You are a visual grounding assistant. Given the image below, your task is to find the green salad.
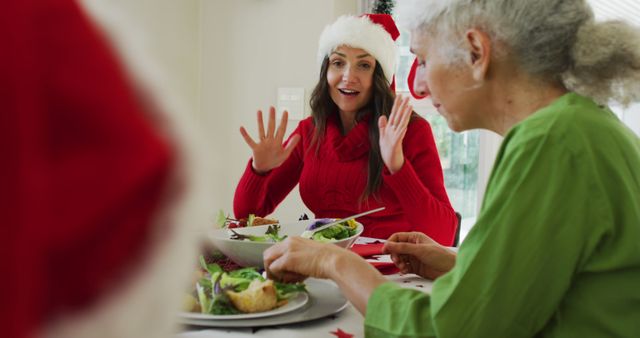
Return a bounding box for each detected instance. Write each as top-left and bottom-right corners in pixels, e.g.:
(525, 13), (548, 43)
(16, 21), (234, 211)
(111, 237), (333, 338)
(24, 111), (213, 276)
(190, 256), (306, 315)
(227, 219), (358, 243)
(301, 219), (359, 242)
(215, 208), (359, 243)
(229, 224), (288, 242)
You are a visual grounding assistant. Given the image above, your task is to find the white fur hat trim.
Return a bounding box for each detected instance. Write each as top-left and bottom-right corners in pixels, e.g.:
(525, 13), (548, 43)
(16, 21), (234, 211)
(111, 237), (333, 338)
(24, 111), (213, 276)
(317, 15), (397, 85)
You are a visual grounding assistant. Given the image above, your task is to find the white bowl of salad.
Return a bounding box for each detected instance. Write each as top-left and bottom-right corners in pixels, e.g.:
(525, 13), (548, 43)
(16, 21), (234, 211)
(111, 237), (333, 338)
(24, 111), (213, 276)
(209, 218), (363, 268)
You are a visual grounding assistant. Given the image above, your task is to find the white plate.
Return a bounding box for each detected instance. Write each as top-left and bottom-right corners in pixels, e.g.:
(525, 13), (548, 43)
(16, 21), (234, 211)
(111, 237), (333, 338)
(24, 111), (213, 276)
(178, 278), (348, 328)
(179, 291), (309, 320)
(209, 219), (363, 268)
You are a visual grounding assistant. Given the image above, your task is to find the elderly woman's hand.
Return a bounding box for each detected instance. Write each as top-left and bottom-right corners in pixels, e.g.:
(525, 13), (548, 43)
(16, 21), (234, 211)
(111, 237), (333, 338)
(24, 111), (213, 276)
(379, 95), (413, 174)
(264, 236), (388, 315)
(383, 232), (456, 280)
(239, 107), (301, 174)
(263, 236), (347, 282)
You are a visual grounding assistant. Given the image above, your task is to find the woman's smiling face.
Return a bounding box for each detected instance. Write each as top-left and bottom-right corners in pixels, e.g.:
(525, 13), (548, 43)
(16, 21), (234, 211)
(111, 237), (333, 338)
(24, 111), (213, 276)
(326, 45), (376, 115)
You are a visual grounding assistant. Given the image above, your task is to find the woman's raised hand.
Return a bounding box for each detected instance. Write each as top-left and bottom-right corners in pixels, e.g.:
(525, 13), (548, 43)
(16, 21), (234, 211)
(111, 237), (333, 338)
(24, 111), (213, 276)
(239, 107), (301, 174)
(383, 232), (456, 280)
(378, 95), (413, 174)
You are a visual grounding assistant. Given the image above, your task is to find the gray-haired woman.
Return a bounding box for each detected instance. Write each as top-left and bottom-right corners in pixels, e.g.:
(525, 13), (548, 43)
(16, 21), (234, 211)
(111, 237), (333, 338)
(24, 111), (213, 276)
(264, 1), (640, 336)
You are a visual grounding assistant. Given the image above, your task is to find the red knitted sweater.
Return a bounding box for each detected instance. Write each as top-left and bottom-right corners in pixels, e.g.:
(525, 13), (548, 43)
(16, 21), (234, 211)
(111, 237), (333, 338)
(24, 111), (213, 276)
(234, 114), (457, 244)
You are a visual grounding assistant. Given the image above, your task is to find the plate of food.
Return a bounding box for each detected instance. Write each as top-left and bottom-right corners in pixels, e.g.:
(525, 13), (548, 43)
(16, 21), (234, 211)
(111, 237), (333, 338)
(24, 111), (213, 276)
(209, 213), (364, 267)
(179, 278), (348, 328)
(181, 258), (308, 320)
(181, 289), (308, 320)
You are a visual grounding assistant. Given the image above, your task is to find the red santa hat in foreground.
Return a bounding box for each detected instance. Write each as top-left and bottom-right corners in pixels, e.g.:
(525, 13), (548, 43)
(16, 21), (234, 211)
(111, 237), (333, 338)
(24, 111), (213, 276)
(2, 1), (212, 338)
(317, 13), (400, 90)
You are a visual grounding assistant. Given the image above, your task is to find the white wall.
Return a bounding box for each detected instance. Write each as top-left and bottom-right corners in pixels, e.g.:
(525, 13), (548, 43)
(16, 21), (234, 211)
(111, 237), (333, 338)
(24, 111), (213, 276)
(82, 0), (201, 117)
(201, 0), (358, 221)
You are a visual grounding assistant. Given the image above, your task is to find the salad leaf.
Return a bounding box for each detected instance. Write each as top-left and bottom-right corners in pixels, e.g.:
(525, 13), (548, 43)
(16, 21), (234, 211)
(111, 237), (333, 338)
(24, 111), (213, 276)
(196, 283), (210, 314)
(199, 256), (223, 275)
(228, 267), (264, 281)
(192, 257), (306, 315)
(219, 268), (263, 292)
(265, 224), (287, 242)
(274, 281), (307, 300)
(198, 277), (212, 291)
(216, 210), (246, 228)
(229, 230), (269, 242)
(209, 273), (240, 315)
(230, 224), (287, 243)
(303, 219), (358, 242)
(216, 209), (228, 228)
(246, 214), (256, 226)
(311, 225), (349, 242)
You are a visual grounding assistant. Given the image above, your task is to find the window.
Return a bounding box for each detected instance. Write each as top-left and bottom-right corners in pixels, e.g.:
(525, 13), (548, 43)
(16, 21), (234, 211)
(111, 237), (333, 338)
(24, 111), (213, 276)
(611, 104), (640, 136)
(395, 28), (481, 236)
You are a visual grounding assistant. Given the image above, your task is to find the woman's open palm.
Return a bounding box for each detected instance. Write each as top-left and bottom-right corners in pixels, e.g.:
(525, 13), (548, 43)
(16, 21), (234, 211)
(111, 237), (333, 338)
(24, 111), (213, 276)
(378, 95), (413, 174)
(239, 107), (300, 174)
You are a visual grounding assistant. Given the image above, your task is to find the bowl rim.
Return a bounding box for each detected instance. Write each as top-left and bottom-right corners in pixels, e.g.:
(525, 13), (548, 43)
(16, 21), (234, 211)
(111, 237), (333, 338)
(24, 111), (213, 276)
(209, 219), (364, 245)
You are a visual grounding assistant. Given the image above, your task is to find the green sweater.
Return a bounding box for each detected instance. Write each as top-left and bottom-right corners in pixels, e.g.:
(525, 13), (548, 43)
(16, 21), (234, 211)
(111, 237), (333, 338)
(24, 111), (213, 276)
(365, 93), (640, 337)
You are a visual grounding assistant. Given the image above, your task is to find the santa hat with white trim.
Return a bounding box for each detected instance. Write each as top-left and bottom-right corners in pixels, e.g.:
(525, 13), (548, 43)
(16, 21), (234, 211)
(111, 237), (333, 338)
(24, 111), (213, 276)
(317, 13), (400, 90)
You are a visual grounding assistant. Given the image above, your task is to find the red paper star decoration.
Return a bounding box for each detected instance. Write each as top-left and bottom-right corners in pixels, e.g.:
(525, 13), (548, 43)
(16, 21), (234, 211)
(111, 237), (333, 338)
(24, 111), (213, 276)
(330, 328), (354, 338)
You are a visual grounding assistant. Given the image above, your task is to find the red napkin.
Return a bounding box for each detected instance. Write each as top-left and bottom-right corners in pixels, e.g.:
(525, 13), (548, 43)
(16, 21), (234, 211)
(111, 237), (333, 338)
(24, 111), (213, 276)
(350, 242), (385, 257)
(350, 242), (399, 275)
(330, 328), (354, 338)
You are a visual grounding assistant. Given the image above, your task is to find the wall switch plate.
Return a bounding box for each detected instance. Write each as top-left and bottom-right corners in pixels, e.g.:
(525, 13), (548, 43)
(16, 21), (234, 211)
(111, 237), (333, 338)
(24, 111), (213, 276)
(277, 87), (305, 120)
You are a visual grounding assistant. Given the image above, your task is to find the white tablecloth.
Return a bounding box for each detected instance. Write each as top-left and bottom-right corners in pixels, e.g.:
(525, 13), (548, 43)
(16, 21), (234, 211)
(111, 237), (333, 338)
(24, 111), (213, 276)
(178, 238), (435, 338)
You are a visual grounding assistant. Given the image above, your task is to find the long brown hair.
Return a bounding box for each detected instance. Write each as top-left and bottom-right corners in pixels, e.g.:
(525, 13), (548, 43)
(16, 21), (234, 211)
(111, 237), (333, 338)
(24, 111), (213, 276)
(309, 56), (396, 202)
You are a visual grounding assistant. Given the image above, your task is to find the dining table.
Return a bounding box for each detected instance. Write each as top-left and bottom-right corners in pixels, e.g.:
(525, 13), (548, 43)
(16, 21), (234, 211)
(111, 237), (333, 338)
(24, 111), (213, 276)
(177, 237), (438, 338)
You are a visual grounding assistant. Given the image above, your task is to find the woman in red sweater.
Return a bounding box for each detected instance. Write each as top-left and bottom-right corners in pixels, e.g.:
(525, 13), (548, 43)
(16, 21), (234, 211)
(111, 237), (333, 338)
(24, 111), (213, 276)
(234, 14), (457, 243)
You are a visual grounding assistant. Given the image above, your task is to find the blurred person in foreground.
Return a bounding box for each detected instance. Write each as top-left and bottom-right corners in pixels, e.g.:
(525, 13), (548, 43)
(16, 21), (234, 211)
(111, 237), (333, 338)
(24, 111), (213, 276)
(1, 1), (210, 338)
(264, 0), (640, 336)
